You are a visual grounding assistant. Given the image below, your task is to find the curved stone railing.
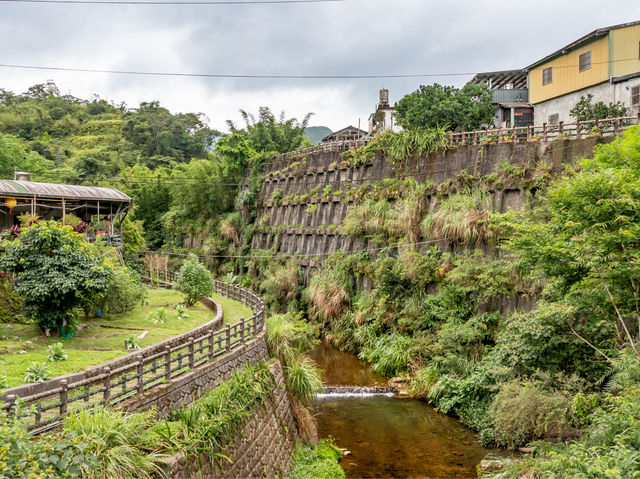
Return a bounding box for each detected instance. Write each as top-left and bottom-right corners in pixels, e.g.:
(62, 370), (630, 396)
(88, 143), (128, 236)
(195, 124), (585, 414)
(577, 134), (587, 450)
(0, 278), (265, 434)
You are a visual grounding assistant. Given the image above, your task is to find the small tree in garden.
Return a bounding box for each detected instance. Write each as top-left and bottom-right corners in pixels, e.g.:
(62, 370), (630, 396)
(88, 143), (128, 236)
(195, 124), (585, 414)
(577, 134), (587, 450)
(175, 254), (213, 306)
(0, 221), (113, 336)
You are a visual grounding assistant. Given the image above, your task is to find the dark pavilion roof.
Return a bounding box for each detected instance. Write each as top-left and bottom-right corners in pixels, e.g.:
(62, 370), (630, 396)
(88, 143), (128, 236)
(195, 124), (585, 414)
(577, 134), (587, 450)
(0, 180), (131, 202)
(468, 69), (528, 90)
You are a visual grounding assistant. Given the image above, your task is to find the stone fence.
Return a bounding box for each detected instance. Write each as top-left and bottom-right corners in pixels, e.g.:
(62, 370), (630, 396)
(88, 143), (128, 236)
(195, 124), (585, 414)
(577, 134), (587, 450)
(1, 278), (266, 434)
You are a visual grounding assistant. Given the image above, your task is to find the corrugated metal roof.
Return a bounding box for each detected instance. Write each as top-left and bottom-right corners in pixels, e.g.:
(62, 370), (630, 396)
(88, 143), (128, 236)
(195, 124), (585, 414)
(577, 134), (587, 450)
(0, 180), (131, 202)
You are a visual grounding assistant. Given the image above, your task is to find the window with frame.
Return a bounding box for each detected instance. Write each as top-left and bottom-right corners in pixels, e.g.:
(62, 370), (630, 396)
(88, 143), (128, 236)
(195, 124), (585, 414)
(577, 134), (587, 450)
(548, 114), (559, 125)
(579, 51), (591, 72)
(542, 67), (553, 85)
(632, 86), (640, 106)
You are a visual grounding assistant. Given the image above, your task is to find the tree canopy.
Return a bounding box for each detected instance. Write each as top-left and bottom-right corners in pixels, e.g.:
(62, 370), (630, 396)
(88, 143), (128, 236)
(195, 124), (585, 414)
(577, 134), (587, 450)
(394, 83), (494, 131)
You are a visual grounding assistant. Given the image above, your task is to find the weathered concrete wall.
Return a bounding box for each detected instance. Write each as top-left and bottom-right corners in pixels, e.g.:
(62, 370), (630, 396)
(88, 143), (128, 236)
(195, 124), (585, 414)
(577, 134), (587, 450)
(251, 137), (613, 272)
(164, 361), (299, 479)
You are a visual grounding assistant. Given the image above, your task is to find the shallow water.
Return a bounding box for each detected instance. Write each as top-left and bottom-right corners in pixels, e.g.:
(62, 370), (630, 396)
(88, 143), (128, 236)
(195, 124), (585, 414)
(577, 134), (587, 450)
(310, 341), (497, 479)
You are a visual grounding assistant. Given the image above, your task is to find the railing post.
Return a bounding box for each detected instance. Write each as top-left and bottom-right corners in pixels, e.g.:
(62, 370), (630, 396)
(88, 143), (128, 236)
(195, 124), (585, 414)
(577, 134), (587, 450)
(449, 131), (454, 145)
(240, 318), (246, 344)
(225, 324), (231, 351)
(614, 116), (621, 136)
(498, 128), (503, 143)
(461, 131), (466, 146)
(527, 125), (532, 141)
(188, 338), (195, 370)
(512, 126), (517, 143)
(542, 123), (548, 142)
(473, 130), (478, 146)
(208, 330), (215, 362)
(164, 347), (172, 382)
(60, 379), (68, 416)
(103, 367), (111, 403)
(137, 356), (144, 395)
(576, 121), (582, 138)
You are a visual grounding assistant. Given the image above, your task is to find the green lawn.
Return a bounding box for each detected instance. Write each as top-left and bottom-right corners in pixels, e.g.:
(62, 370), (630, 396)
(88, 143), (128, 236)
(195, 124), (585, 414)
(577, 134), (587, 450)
(0, 287), (252, 388)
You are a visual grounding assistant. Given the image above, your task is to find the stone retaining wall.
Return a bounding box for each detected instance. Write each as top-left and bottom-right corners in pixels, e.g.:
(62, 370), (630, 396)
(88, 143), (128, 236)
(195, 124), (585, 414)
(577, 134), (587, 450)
(164, 361), (299, 479)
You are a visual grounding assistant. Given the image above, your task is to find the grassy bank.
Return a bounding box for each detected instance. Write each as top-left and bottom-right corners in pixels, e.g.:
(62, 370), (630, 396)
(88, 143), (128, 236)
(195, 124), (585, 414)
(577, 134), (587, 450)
(0, 287), (251, 388)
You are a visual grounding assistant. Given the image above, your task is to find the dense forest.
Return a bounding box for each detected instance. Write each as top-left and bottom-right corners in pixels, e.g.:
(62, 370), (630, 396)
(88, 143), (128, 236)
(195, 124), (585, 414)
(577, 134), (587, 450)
(2, 82), (640, 478)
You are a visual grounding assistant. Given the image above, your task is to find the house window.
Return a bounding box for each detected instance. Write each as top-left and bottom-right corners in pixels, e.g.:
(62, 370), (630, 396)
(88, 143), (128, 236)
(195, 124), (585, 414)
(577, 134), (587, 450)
(579, 51), (591, 72)
(548, 114), (559, 125)
(632, 86), (640, 106)
(542, 67), (553, 85)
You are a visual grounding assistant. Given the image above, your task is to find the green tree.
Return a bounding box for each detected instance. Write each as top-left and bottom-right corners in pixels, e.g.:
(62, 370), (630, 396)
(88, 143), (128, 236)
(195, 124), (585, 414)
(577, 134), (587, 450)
(0, 132), (54, 179)
(570, 94), (629, 122)
(395, 83), (494, 131)
(0, 221), (113, 335)
(175, 253), (213, 306)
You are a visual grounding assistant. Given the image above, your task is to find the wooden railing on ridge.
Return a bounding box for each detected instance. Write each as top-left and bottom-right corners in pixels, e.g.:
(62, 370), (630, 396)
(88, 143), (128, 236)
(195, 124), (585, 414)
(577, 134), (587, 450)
(270, 114), (640, 164)
(0, 276), (265, 434)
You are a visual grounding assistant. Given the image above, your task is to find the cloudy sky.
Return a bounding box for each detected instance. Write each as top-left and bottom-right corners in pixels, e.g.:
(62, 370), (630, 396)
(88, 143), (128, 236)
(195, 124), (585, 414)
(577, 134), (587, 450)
(1, 0), (640, 132)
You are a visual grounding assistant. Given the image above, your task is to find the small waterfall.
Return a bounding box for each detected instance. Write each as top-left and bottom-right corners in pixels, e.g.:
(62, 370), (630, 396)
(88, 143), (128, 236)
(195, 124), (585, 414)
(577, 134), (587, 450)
(317, 386), (397, 398)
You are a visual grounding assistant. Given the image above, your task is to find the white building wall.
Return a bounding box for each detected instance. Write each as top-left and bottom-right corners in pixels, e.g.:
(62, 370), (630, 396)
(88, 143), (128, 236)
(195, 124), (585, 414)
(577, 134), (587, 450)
(534, 77), (640, 125)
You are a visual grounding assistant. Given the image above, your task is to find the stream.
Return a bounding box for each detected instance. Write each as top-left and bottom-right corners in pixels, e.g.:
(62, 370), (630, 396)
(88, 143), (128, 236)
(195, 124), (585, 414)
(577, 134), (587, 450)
(309, 341), (498, 479)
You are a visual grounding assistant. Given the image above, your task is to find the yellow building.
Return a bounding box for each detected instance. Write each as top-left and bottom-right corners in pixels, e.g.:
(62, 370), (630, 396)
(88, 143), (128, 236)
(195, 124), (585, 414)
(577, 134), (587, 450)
(527, 21), (640, 124)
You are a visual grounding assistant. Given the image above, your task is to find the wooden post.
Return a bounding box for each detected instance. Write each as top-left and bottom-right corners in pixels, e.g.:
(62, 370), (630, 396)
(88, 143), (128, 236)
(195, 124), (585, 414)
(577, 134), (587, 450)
(614, 116), (621, 136)
(512, 126), (517, 143)
(542, 123), (548, 142)
(62, 197), (66, 223)
(461, 131), (466, 146)
(164, 347), (172, 382)
(473, 130), (477, 146)
(240, 318), (246, 344)
(60, 379), (68, 416)
(208, 330), (215, 362)
(576, 121), (582, 138)
(188, 338), (195, 370)
(225, 324), (231, 351)
(498, 128), (503, 143)
(527, 125), (532, 141)
(137, 356), (144, 395)
(103, 367), (111, 402)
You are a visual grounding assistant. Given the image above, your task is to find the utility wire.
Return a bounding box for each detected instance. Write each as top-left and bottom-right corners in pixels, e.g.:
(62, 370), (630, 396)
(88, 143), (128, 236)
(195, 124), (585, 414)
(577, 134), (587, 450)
(0, 0), (342, 4)
(0, 57), (638, 80)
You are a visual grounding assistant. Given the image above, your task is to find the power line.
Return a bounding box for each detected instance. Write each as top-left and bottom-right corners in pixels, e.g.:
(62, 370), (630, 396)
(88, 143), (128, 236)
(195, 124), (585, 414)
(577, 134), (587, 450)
(0, 0), (341, 4)
(0, 63), (474, 79)
(1, 57), (638, 81)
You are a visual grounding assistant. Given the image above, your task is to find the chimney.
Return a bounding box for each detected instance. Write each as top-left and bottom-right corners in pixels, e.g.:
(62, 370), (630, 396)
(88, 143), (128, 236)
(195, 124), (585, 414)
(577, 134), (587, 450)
(14, 171), (30, 182)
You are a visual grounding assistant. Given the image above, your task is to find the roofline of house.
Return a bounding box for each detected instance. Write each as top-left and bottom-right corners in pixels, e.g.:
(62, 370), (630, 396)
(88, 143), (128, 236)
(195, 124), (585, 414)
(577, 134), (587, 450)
(526, 20), (640, 71)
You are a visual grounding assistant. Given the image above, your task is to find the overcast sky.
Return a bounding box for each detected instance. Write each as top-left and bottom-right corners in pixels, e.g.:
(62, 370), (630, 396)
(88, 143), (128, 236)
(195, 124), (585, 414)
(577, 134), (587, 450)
(1, 0), (640, 132)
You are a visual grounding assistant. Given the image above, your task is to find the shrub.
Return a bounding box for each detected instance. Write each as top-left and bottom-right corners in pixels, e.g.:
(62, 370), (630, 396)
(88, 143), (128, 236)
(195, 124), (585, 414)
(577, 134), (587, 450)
(260, 263), (302, 312)
(308, 269), (351, 322)
(47, 342), (68, 362)
(0, 221), (114, 335)
(175, 254), (213, 306)
(103, 266), (147, 314)
(25, 361), (50, 383)
(287, 440), (345, 479)
(359, 333), (415, 376)
(488, 377), (580, 449)
(175, 303), (189, 320)
(124, 334), (141, 350)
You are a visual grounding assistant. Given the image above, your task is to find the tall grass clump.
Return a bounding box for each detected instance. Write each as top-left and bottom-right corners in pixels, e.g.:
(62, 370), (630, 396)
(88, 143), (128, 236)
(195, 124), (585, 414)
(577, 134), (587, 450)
(286, 439), (345, 479)
(64, 407), (164, 479)
(359, 333), (415, 376)
(266, 312), (317, 363)
(285, 355), (323, 404)
(308, 268), (351, 322)
(422, 190), (492, 245)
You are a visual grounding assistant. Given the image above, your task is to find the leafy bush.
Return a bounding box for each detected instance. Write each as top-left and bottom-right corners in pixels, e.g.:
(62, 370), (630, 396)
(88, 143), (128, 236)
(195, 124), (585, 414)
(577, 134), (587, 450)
(175, 303), (189, 320)
(24, 361), (50, 383)
(488, 376), (581, 449)
(47, 342), (68, 362)
(286, 439), (345, 479)
(124, 334), (141, 350)
(359, 333), (414, 376)
(103, 266), (147, 314)
(175, 253), (213, 306)
(0, 221), (114, 335)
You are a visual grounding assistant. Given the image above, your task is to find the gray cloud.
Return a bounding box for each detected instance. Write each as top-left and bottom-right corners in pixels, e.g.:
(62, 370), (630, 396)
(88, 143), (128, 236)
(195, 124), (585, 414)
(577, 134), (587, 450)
(1, 0), (639, 131)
